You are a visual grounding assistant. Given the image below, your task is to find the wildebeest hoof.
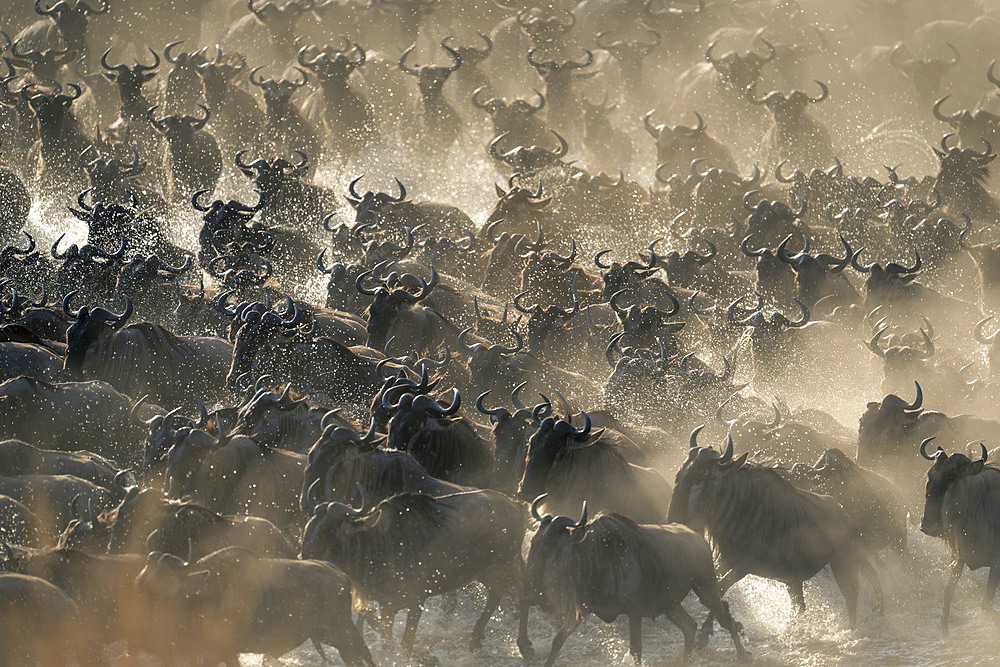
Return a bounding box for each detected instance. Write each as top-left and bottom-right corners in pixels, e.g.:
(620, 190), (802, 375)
(519, 644), (536, 661)
(469, 635), (483, 651)
(694, 624), (713, 650)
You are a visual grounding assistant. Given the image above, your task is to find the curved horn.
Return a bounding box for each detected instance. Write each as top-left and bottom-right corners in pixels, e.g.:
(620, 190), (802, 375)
(920, 436), (938, 461)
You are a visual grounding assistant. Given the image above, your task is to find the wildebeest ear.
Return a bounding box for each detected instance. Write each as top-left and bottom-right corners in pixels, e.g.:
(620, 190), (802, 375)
(345, 196), (359, 208)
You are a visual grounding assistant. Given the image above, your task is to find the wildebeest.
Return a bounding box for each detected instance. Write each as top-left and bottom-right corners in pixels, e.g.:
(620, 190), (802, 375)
(669, 427), (882, 635)
(300, 418), (466, 512)
(790, 448), (908, 556)
(300, 489), (525, 651)
(0, 572), (84, 665)
(520, 496), (749, 664)
(165, 421), (304, 527)
(136, 547), (375, 666)
(919, 438), (1000, 633)
(384, 388), (495, 487)
(63, 292), (232, 404)
(2, 544), (144, 649)
(517, 406), (669, 523)
(0, 439), (120, 490)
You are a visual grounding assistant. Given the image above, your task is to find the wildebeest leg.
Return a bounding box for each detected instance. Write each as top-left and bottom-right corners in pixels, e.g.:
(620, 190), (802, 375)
(981, 562), (1000, 622)
(471, 586), (501, 650)
(402, 605), (423, 654)
(858, 557), (884, 613)
(665, 605), (697, 654)
(941, 559), (964, 635)
(697, 565), (747, 648)
(628, 614), (643, 664)
(517, 598), (535, 660)
(830, 551), (861, 629)
(310, 639), (330, 664)
(693, 580), (748, 660)
(543, 619), (582, 667)
(787, 581), (806, 614)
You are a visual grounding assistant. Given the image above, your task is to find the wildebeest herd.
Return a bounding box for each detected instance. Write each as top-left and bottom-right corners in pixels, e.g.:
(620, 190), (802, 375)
(3, 0), (1000, 664)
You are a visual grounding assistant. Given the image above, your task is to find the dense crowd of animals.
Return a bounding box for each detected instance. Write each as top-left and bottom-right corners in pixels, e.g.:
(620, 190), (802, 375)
(4, 0), (1000, 664)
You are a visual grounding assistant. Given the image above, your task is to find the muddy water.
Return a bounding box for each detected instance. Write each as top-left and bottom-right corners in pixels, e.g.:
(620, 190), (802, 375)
(229, 522), (995, 667)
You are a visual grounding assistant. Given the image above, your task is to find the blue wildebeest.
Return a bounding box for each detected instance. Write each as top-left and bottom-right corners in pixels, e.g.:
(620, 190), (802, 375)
(919, 437), (1000, 634)
(519, 495), (749, 665)
(668, 426), (882, 640)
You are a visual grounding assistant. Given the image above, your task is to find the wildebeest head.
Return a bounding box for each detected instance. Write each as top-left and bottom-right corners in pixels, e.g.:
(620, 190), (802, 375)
(196, 47), (248, 98)
(790, 447), (857, 487)
(889, 42), (960, 103)
(77, 142), (148, 207)
(476, 382), (537, 475)
(63, 291), (132, 377)
(34, 0), (108, 57)
(525, 493), (588, 579)
(472, 88), (545, 139)
(132, 394), (208, 471)
(517, 8), (575, 48)
(165, 420), (233, 499)
(384, 387), (462, 451)
(933, 95), (1000, 150)
(236, 383), (309, 446)
(517, 404), (604, 502)
(147, 104), (211, 144)
(667, 425), (746, 530)
(461, 324), (526, 392)
(513, 289), (579, 355)
(57, 491), (111, 551)
(399, 42), (462, 99)
(297, 40), (366, 84)
(489, 130), (569, 172)
(644, 110), (736, 177)
(608, 288), (683, 350)
(99, 47), (159, 111)
(777, 233), (853, 303)
(225, 296), (302, 388)
(486, 178), (551, 235)
(235, 150), (307, 199)
(934, 134), (996, 210)
(742, 191), (806, 246)
(867, 322), (933, 380)
(919, 437), (988, 537)
(21, 80), (82, 134)
(746, 80), (829, 124)
(249, 66), (308, 110)
(192, 190), (265, 261)
(7, 39), (77, 81)
(358, 265), (438, 352)
(595, 241), (660, 300)
(371, 364), (438, 431)
(115, 254), (192, 305)
(300, 419), (382, 514)
(705, 35), (775, 91)
(851, 247), (922, 302)
(857, 381), (925, 468)
(207, 245), (273, 291)
(249, 0), (315, 50)
(520, 238), (579, 294)
(344, 176), (408, 227)
(663, 238), (717, 285)
(299, 491), (369, 560)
